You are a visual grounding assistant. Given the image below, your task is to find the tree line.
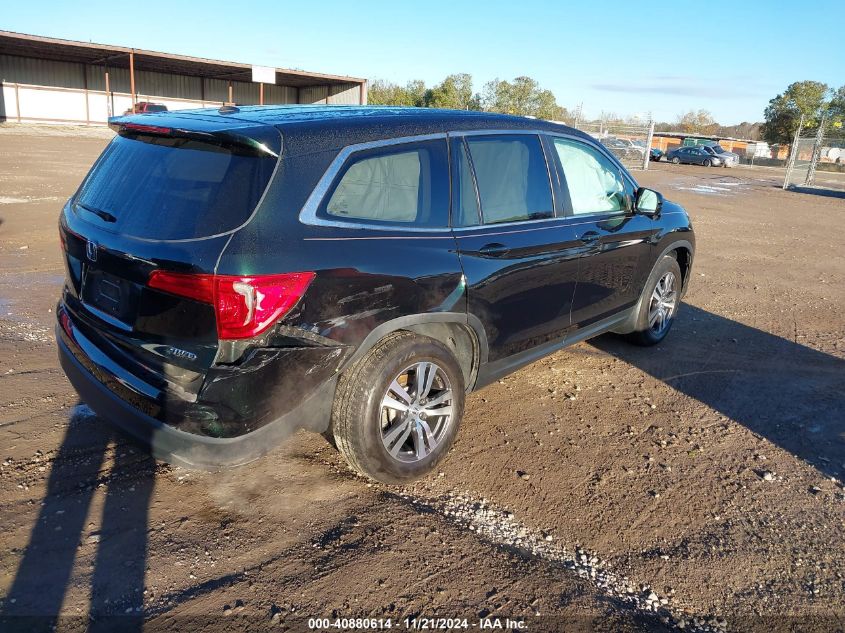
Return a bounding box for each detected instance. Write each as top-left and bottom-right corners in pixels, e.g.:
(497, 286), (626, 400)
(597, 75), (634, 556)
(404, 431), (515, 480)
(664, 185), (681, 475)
(368, 74), (844, 145)
(368, 74), (569, 121)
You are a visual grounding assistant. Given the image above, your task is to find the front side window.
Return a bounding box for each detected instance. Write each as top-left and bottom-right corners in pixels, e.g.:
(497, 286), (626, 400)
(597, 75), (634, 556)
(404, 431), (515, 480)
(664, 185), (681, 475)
(553, 138), (626, 215)
(324, 139), (448, 227)
(464, 135), (553, 225)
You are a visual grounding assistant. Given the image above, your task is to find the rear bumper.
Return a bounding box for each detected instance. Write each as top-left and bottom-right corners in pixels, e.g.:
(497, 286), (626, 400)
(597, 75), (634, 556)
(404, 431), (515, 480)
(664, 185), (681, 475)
(58, 328), (337, 469)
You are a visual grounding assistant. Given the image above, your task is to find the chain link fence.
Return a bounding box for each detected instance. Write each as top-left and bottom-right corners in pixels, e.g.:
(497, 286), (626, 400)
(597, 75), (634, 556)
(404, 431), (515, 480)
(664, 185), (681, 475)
(784, 114), (845, 192)
(568, 119), (655, 171)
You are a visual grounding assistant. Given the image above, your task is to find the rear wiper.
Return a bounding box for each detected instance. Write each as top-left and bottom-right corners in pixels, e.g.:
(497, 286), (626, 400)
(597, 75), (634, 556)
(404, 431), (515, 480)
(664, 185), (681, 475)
(76, 202), (116, 223)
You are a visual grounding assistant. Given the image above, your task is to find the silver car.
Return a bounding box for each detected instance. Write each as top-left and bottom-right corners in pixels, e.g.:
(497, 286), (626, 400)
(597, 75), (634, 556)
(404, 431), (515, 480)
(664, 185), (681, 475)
(702, 144), (739, 168)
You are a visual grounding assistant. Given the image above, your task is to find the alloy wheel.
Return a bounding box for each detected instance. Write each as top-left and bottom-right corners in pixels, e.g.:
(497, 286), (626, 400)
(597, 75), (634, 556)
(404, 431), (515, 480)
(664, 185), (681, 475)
(648, 271), (677, 335)
(379, 362), (454, 463)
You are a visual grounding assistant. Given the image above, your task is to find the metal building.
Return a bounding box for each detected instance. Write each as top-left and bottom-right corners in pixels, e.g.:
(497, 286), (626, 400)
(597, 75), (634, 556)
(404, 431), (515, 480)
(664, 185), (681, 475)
(0, 30), (368, 125)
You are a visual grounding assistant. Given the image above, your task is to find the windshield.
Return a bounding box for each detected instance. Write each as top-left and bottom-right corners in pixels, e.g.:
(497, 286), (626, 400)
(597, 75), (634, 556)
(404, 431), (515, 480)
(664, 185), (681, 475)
(74, 130), (279, 240)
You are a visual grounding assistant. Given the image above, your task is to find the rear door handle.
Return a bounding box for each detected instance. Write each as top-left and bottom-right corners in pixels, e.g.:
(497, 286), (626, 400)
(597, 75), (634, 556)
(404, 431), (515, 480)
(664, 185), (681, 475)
(478, 243), (510, 258)
(579, 231), (600, 244)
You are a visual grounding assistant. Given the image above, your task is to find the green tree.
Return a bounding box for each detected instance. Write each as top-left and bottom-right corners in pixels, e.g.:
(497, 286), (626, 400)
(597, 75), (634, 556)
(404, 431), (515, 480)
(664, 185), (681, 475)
(405, 80), (428, 108)
(367, 78), (427, 107)
(760, 81), (831, 144)
(425, 73), (480, 110)
(828, 86), (845, 139)
(481, 76), (567, 120)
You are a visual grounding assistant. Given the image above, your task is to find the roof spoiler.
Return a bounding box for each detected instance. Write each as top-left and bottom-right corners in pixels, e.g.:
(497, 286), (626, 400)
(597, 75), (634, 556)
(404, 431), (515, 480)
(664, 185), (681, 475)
(108, 120), (280, 158)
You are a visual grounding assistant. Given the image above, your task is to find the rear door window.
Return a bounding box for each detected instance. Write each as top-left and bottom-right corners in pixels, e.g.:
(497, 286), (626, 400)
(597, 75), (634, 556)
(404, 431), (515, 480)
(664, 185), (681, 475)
(323, 139), (449, 228)
(451, 139), (481, 227)
(74, 128), (280, 240)
(464, 135), (553, 225)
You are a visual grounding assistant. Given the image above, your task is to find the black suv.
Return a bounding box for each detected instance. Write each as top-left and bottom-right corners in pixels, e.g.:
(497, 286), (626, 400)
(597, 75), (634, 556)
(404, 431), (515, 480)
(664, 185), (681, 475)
(57, 106), (694, 484)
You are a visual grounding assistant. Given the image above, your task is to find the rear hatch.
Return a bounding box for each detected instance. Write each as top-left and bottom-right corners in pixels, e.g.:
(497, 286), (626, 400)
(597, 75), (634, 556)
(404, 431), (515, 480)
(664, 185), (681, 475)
(59, 116), (282, 404)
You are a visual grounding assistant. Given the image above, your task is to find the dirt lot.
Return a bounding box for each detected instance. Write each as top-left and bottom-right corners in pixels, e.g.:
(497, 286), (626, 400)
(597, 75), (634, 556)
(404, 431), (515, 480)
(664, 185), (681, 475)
(0, 127), (843, 633)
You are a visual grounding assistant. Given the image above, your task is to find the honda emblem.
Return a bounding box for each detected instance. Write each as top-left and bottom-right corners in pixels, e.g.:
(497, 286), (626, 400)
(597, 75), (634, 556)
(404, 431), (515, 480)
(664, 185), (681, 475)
(85, 240), (98, 262)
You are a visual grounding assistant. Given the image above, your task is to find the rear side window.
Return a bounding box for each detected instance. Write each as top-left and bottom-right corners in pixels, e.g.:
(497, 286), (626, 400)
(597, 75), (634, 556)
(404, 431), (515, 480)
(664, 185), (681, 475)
(451, 139), (480, 227)
(464, 135), (553, 225)
(324, 139), (449, 228)
(74, 130), (279, 240)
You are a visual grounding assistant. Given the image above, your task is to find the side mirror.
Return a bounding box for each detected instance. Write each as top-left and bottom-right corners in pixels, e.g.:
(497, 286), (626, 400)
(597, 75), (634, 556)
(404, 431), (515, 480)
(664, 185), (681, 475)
(635, 187), (663, 216)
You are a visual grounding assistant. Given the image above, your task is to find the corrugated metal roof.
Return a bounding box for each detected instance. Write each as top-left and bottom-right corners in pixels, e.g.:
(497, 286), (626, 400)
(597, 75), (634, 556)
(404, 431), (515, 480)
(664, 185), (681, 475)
(0, 30), (366, 88)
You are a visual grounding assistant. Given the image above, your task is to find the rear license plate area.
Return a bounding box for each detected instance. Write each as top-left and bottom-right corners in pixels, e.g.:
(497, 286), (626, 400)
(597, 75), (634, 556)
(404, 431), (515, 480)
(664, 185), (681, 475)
(81, 268), (138, 325)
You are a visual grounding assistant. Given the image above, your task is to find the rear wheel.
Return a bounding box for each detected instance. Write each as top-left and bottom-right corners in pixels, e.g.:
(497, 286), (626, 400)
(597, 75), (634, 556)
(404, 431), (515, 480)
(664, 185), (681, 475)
(626, 255), (682, 346)
(331, 331), (465, 484)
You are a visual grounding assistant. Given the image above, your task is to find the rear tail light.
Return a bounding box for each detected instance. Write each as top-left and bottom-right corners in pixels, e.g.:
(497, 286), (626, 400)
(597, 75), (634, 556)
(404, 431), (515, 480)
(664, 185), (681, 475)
(59, 311), (74, 340)
(148, 271), (315, 340)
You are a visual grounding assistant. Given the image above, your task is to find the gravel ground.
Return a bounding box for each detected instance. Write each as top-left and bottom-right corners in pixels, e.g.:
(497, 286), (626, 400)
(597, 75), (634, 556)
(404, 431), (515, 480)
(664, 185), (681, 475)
(0, 131), (843, 633)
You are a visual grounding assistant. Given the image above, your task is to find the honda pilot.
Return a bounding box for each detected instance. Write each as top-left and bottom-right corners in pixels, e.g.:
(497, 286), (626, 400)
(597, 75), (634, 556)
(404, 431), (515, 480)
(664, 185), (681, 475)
(57, 105), (695, 484)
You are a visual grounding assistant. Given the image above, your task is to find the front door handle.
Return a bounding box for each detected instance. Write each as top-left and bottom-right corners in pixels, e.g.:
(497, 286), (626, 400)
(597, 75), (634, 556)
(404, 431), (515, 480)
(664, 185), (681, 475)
(478, 243), (510, 258)
(579, 231), (600, 244)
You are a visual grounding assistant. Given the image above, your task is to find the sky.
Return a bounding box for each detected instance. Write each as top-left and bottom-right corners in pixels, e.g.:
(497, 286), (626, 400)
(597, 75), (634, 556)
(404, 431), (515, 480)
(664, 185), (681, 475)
(3, 0), (843, 124)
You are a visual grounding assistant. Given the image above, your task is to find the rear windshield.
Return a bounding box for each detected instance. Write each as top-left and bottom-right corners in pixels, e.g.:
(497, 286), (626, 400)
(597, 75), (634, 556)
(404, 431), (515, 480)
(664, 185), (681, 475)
(74, 129), (279, 240)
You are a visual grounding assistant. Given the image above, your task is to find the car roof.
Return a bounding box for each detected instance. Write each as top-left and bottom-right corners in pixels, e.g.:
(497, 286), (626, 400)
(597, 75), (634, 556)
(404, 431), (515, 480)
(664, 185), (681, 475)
(111, 105), (593, 155)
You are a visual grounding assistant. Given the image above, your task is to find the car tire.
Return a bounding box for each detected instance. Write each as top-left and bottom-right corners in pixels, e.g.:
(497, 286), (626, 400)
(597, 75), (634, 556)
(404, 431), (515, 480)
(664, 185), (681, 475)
(331, 331), (465, 484)
(671, 156), (680, 164)
(703, 159), (712, 167)
(626, 255), (683, 347)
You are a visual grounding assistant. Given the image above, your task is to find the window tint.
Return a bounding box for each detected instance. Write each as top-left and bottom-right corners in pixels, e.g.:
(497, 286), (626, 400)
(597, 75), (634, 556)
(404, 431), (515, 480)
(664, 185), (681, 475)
(451, 139), (480, 227)
(465, 135), (553, 225)
(553, 138), (626, 215)
(325, 140), (448, 227)
(74, 131), (279, 240)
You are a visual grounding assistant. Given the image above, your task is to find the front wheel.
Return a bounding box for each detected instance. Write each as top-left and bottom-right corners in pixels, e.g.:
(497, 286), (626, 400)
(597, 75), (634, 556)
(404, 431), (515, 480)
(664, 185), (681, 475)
(703, 159), (712, 167)
(331, 331), (465, 484)
(671, 156), (680, 164)
(626, 255), (682, 346)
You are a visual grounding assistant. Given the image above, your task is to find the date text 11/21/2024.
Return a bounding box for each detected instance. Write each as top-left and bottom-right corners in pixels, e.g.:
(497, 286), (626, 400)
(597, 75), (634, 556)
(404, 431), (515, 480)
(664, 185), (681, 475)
(307, 617), (528, 630)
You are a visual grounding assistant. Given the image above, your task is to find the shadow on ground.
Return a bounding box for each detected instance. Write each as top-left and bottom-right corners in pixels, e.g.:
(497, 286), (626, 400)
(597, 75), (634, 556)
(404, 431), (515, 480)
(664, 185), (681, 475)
(592, 304), (845, 480)
(786, 185), (845, 200)
(0, 404), (156, 633)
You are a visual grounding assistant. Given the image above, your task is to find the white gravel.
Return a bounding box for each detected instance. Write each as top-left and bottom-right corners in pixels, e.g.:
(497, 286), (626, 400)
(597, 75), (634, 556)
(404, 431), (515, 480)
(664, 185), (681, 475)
(401, 490), (727, 632)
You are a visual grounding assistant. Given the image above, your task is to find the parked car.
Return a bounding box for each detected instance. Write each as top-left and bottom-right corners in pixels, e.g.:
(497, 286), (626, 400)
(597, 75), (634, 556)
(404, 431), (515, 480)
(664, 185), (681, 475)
(57, 106), (695, 483)
(701, 144), (739, 168)
(123, 102), (168, 115)
(617, 138), (646, 160)
(630, 139), (662, 161)
(666, 146), (723, 167)
(600, 136), (643, 161)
